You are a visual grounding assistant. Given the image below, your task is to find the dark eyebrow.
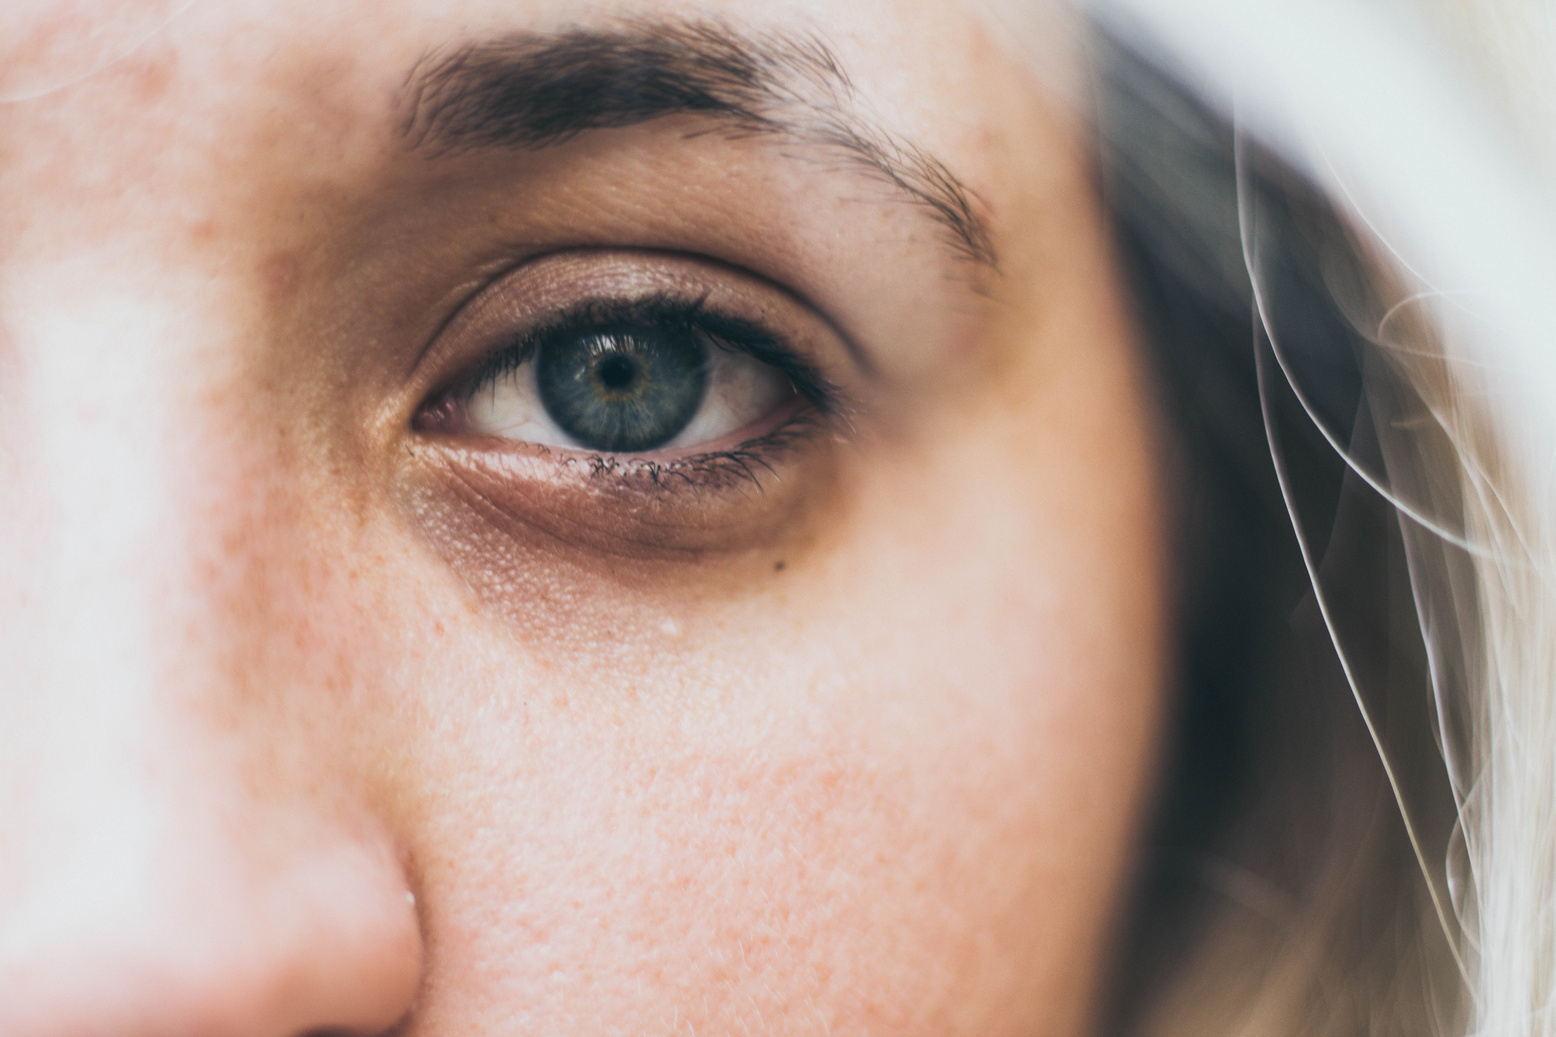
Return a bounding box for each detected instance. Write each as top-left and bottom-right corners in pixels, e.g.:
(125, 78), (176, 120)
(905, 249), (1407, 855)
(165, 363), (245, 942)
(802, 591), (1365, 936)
(402, 20), (996, 268)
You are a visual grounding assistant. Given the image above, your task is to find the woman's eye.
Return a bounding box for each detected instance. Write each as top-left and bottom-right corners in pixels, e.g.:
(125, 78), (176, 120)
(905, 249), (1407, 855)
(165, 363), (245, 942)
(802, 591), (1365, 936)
(412, 253), (846, 470)
(460, 316), (799, 455)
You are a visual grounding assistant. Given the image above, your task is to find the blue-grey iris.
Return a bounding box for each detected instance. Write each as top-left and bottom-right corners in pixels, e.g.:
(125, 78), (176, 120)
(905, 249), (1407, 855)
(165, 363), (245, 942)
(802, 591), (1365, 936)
(536, 325), (710, 452)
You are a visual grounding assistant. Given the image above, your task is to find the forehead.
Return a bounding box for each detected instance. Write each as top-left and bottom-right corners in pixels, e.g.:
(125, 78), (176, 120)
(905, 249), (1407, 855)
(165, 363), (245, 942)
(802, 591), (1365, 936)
(0, 0), (1011, 265)
(0, 0), (992, 125)
(0, 0), (1038, 390)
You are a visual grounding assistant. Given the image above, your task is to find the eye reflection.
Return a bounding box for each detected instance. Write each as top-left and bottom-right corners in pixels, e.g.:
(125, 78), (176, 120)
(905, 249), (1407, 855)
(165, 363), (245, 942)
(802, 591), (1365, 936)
(536, 325), (710, 452)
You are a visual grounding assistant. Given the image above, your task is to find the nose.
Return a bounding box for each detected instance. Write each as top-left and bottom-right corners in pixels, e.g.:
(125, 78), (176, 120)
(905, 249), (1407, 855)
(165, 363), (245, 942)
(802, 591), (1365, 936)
(0, 302), (424, 1036)
(0, 761), (423, 1037)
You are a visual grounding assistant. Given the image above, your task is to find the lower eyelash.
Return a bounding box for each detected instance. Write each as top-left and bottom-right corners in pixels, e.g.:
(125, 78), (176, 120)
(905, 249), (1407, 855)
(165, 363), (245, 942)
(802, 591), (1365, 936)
(560, 408), (828, 494)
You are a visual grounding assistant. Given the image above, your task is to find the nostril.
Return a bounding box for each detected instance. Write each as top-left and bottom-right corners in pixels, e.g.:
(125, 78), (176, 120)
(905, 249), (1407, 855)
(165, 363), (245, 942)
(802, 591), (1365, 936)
(298, 1006), (418, 1037)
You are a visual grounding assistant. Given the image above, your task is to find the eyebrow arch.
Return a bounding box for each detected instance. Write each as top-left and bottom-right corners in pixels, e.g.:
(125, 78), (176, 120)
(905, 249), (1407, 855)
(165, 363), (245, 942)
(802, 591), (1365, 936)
(402, 20), (996, 268)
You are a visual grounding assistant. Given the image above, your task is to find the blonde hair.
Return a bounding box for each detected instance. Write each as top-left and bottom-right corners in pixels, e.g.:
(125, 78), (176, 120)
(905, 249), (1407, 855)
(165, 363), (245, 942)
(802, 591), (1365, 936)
(978, 1), (1556, 1033)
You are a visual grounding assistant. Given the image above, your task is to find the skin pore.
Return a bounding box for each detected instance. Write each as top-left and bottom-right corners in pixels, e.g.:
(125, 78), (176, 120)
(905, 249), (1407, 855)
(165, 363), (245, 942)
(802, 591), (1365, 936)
(0, 1), (1169, 1035)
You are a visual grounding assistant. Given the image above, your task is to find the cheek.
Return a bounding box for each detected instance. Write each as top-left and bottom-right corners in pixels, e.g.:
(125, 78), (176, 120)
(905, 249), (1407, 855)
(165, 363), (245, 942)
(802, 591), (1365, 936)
(367, 358), (1165, 1036)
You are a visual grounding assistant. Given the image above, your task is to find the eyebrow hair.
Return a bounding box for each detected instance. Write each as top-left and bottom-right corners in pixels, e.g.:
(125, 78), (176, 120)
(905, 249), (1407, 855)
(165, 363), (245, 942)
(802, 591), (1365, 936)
(402, 20), (996, 268)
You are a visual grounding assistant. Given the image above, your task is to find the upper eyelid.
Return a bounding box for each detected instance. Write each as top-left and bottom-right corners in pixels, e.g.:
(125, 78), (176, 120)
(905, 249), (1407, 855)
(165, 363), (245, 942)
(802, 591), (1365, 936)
(439, 247), (876, 369)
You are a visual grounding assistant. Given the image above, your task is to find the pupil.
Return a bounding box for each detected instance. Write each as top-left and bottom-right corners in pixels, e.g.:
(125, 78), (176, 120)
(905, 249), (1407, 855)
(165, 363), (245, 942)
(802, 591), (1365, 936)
(534, 324), (710, 453)
(596, 354), (638, 391)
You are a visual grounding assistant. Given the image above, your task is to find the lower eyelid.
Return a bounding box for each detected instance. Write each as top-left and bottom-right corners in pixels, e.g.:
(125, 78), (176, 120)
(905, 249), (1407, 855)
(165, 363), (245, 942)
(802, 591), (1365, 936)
(401, 406), (838, 568)
(504, 397), (816, 476)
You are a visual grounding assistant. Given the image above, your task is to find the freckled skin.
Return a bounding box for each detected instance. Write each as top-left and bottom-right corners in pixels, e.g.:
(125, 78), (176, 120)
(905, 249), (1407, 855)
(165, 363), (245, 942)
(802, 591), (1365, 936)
(0, 2), (1168, 1036)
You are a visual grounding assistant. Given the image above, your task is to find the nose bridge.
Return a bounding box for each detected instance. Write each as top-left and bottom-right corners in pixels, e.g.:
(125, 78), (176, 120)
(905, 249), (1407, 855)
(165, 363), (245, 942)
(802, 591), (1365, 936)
(0, 289), (206, 698)
(0, 292), (424, 1036)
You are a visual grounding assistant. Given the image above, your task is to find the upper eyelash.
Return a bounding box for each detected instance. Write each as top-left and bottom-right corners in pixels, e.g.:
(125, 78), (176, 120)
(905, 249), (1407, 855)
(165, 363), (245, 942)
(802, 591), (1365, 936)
(456, 291), (841, 414)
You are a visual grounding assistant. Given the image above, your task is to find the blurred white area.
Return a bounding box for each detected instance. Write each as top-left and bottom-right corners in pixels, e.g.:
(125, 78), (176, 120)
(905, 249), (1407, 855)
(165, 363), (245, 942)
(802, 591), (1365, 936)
(1414, 0), (1556, 174)
(978, 0), (1556, 516)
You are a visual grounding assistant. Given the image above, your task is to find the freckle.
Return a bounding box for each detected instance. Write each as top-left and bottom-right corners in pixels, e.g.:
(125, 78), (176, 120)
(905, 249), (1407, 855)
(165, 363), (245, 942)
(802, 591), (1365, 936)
(132, 55), (175, 104)
(659, 617), (683, 639)
(188, 219), (218, 246)
(774, 560), (786, 572)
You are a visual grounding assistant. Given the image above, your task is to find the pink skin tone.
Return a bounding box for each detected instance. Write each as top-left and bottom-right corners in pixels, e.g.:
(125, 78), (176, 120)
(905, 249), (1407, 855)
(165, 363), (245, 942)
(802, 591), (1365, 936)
(0, 1), (1168, 1035)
